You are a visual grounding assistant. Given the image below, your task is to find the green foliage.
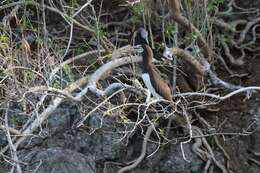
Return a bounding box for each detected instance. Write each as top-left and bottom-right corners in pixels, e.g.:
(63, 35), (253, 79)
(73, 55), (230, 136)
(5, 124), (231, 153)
(23, 70), (35, 84)
(0, 34), (9, 42)
(98, 28), (110, 37)
(185, 0), (193, 8)
(158, 128), (165, 136)
(119, 114), (130, 123)
(223, 36), (231, 43)
(165, 23), (176, 37)
(128, 3), (144, 24)
(63, 64), (75, 82)
(53, 81), (62, 89)
(130, 3), (144, 16)
(0, 34), (9, 49)
(151, 116), (159, 123)
(21, 12), (35, 31)
(183, 32), (198, 44)
(68, 0), (78, 15)
(75, 43), (88, 54)
(208, 0), (224, 13)
(191, 32), (198, 40)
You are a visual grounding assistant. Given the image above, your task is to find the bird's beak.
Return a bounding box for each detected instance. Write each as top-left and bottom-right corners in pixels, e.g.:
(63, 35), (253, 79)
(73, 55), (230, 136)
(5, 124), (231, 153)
(144, 37), (149, 44)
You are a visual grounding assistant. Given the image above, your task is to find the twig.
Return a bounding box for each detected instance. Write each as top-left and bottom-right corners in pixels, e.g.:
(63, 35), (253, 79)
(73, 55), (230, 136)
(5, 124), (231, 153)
(248, 158), (260, 167)
(4, 103), (22, 173)
(0, 49), (142, 154)
(49, 49), (105, 82)
(216, 0), (234, 17)
(72, 0), (93, 18)
(180, 107), (192, 162)
(75, 55), (142, 99)
(175, 86), (260, 100)
(117, 125), (154, 173)
(0, 125), (22, 136)
(168, 0), (212, 62)
(76, 88), (126, 127)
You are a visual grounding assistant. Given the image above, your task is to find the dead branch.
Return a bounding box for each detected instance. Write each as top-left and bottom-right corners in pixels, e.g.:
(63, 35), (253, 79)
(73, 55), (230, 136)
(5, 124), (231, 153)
(164, 47), (205, 75)
(213, 19), (236, 33)
(75, 55), (142, 99)
(164, 46), (243, 91)
(0, 47), (143, 155)
(216, 0), (234, 17)
(49, 49), (106, 83)
(0, 1), (114, 50)
(195, 112), (232, 172)
(168, 0), (212, 62)
(0, 125), (22, 136)
(2, 4), (20, 29)
(4, 103), (22, 173)
(249, 158), (260, 167)
(175, 86), (260, 100)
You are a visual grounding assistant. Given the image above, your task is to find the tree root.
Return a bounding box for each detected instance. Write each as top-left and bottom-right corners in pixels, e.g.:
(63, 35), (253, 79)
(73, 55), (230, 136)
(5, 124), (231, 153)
(164, 46), (244, 91)
(168, 0), (213, 62)
(192, 126), (228, 173)
(117, 125), (154, 173)
(220, 39), (244, 66)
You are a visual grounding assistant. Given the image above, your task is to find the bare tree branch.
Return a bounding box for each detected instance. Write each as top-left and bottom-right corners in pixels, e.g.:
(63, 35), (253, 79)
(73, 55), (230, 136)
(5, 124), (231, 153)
(168, 0), (212, 62)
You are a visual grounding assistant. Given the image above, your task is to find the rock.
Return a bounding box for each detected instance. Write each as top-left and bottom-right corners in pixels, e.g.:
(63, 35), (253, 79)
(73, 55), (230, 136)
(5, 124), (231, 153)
(22, 147), (96, 173)
(157, 143), (203, 173)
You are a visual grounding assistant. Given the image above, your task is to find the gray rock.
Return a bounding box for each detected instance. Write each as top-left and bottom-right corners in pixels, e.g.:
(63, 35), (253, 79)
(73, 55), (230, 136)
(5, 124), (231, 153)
(22, 147), (96, 173)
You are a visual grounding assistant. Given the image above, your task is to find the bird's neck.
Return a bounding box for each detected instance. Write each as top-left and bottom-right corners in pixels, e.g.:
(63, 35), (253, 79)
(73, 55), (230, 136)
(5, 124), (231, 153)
(142, 44), (153, 73)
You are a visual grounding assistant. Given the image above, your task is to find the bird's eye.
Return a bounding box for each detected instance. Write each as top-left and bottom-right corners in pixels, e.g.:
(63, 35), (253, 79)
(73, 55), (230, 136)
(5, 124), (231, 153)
(187, 47), (193, 52)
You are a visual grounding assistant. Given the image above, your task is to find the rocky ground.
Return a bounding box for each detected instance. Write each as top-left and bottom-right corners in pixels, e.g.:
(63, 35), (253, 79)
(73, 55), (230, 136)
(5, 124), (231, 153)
(0, 0), (260, 173)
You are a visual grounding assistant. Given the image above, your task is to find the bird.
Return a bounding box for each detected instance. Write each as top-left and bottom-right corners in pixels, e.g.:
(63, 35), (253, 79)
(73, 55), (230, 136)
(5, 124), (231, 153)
(135, 28), (172, 101)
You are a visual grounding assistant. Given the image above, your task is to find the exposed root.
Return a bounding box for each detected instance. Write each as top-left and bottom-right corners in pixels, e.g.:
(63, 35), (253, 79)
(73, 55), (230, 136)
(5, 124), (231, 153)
(220, 38), (244, 66)
(117, 125), (154, 173)
(164, 46), (243, 91)
(168, 0), (213, 62)
(237, 17), (260, 45)
(1, 1), (260, 173)
(192, 126), (228, 173)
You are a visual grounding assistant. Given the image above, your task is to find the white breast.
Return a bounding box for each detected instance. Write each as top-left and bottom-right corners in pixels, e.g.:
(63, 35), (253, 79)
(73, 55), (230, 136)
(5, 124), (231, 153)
(141, 73), (162, 99)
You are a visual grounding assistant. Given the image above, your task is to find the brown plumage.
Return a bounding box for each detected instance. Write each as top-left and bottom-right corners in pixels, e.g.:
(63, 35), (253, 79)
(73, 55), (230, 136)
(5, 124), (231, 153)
(135, 28), (187, 127)
(142, 44), (173, 101)
(135, 28), (172, 101)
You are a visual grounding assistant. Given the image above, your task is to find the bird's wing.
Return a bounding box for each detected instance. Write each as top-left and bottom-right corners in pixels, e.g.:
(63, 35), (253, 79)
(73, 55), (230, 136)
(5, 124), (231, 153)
(149, 66), (172, 101)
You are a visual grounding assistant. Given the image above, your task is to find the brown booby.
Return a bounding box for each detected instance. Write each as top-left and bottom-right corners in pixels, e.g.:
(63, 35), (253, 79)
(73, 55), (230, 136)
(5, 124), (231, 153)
(135, 28), (172, 101)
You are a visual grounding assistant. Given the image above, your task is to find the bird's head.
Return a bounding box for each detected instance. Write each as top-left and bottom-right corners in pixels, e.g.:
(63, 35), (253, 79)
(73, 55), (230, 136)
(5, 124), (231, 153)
(185, 44), (201, 56)
(134, 28), (149, 45)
